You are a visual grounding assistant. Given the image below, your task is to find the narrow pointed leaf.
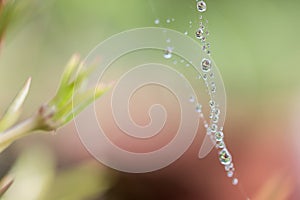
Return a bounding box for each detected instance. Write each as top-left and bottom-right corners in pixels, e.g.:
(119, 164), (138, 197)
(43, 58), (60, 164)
(0, 77), (31, 132)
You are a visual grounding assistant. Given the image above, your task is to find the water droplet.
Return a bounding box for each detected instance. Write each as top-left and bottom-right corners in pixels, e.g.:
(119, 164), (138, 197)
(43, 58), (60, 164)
(196, 29), (204, 39)
(216, 140), (225, 149)
(166, 19), (171, 23)
(196, 104), (202, 113)
(197, 1), (207, 13)
(219, 149), (232, 165)
(215, 131), (224, 141)
(211, 124), (218, 132)
(173, 60), (178, 65)
(209, 100), (216, 108)
(227, 171), (234, 178)
(203, 73), (208, 80)
(164, 47), (173, 59)
(186, 63), (190, 67)
(225, 163), (234, 172)
(189, 96), (195, 103)
(212, 115), (219, 123)
(211, 86), (216, 93)
(154, 19), (160, 25)
(232, 178), (239, 186)
(184, 31), (188, 35)
(206, 127), (212, 135)
(201, 58), (212, 72)
(214, 108), (220, 116)
(172, 18), (175, 22)
(207, 50), (211, 55)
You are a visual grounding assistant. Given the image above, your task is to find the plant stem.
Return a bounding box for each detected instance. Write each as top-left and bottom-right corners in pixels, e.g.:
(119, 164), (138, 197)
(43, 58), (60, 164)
(0, 115), (42, 152)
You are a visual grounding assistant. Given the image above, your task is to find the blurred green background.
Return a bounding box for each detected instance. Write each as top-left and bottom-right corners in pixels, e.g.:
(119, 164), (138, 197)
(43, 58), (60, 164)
(1, 0), (300, 199)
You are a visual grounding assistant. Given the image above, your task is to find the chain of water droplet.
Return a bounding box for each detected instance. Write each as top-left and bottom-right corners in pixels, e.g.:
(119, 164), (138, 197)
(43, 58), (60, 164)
(195, 0), (238, 186)
(153, 0), (239, 187)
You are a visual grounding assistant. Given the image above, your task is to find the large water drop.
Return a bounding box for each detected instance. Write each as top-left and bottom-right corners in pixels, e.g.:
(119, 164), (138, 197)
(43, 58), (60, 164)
(219, 149), (232, 165)
(197, 1), (207, 13)
(201, 58), (212, 72)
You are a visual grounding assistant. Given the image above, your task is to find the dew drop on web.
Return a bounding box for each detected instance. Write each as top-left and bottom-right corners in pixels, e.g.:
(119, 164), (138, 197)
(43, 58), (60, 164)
(163, 47), (173, 59)
(197, 1), (207, 13)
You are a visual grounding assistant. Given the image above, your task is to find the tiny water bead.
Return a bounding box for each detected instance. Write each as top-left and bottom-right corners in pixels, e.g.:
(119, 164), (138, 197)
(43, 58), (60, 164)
(219, 149), (232, 165)
(154, 19), (160, 25)
(216, 140), (225, 149)
(189, 96), (195, 103)
(215, 131), (224, 141)
(211, 124), (218, 132)
(211, 86), (216, 93)
(227, 171), (234, 178)
(197, 1), (207, 13)
(232, 178), (239, 186)
(163, 47), (173, 59)
(201, 58), (212, 72)
(209, 100), (216, 108)
(214, 108), (220, 116)
(225, 163), (234, 172)
(196, 104), (202, 113)
(212, 115), (219, 123)
(196, 29), (204, 39)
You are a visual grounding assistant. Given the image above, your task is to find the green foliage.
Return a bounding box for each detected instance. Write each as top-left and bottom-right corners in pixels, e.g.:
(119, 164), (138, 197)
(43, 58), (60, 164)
(1, 146), (110, 200)
(0, 55), (109, 154)
(0, 78), (31, 132)
(0, 0), (16, 41)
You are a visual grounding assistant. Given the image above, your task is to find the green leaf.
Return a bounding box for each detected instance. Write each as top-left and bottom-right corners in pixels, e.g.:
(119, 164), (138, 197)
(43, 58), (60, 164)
(63, 85), (110, 124)
(42, 162), (111, 200)
(49, 55), (80, 108)
(2, 146), (55, 200)
(0, 77), (31, 132)
(0, 0), (17, 41)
